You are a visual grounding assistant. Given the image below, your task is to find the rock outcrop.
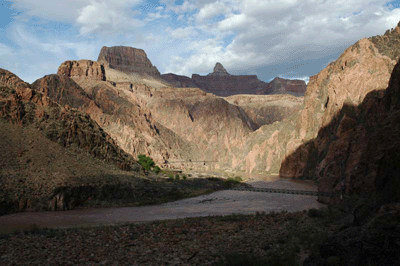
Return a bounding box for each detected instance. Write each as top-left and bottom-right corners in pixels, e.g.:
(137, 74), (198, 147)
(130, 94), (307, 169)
(97, 46), (160, 77)
(210, 62), (230, 76)
(57, 60), (106, 81)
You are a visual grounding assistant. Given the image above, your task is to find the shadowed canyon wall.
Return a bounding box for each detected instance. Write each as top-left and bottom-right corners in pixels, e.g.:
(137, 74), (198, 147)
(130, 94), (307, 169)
(280, 25), (400, 202)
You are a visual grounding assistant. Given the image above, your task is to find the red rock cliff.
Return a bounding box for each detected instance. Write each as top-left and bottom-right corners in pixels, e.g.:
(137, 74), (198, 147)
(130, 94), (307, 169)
(57, 60), (106, 81)
(97, 46), (160, 77)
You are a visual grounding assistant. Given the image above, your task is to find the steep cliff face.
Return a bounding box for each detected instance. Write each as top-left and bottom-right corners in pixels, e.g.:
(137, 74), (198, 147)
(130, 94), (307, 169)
(58, 60), (106, 81)
(278, 26), (400, 203)
(97, 46), (160, 77)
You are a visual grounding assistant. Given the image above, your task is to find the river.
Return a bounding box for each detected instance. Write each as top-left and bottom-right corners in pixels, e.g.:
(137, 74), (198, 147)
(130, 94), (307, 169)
(0, 178), (324, 234)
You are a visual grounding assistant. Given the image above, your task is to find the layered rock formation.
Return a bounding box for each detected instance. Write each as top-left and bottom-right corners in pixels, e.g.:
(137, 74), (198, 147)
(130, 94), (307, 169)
(161, 62), (307, 96)
(97, 46), (160, 77)
(58, 60), (105, 81)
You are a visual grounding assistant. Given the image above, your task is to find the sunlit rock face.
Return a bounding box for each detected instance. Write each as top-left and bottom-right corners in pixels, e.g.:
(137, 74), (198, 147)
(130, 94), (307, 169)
(97, 46), (160, 77)
(58, 60), (106, 81)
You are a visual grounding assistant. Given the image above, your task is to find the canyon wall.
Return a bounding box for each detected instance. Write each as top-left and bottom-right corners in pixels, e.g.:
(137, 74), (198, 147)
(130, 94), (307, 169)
(279, 25), (400, 202)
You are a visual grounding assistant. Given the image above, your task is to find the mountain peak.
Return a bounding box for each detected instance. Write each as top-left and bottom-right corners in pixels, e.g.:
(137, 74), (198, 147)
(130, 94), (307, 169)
(211, 62), (230, 76)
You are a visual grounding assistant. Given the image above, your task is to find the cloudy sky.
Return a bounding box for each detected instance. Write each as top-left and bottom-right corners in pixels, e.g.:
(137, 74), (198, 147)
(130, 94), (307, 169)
(1, 0), (400, 84)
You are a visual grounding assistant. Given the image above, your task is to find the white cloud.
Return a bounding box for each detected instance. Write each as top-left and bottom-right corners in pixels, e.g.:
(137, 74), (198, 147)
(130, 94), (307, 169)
(76, 1), (144, 35)
(196, 1), (230, 22)
(161, 0), (400, 80)
(3, 0), (400, 84)
(10, 0), (144, 36)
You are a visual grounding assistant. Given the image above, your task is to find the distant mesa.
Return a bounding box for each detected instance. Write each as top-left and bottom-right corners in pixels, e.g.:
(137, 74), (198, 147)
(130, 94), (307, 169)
(160, 73), (197, 88)
(97, 46), (161, 77)
(257, 77), (307, 95)
(162, 62), (307, 97)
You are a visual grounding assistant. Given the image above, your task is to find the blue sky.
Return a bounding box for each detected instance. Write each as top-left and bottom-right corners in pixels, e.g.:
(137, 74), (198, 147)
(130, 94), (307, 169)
(1, 0), (400, 84)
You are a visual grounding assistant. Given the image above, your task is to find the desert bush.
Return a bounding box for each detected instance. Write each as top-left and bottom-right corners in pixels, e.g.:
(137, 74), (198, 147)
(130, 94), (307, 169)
(137, 154), (155, 171)
(137, 155), (162, 174)
(153, 166), (161, 174)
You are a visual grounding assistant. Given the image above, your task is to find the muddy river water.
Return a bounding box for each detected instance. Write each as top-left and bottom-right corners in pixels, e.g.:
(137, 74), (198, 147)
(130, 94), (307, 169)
(0, 178), (324, 234)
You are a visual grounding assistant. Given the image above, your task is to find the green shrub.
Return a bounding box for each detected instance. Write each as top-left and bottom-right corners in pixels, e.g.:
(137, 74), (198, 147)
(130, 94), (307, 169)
(175, 174), (180, 181)
(168, 173), (174, 180)
(182, 175), (187, 180)
(137, 154), (155, 171)
(137, 155), (161, 174)
(233, 176), (242, 182)
(153, 166), (161, 174)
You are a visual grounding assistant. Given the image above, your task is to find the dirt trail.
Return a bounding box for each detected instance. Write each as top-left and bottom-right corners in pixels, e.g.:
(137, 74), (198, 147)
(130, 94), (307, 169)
(0, 179), (323, 234)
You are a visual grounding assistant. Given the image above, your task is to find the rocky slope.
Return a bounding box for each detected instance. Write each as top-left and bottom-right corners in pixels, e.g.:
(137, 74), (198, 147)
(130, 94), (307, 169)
(162, 63), (307, 96)
(97, 46), (160, 77)
(225, 94), (304, 129)
(0, 68), (146, 214)
(33, 72), (189, 166)
(279, 25), (400, 203)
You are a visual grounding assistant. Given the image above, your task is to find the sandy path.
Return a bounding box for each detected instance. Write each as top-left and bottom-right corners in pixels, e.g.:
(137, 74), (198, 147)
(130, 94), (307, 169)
(0, 179), (324, 233)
